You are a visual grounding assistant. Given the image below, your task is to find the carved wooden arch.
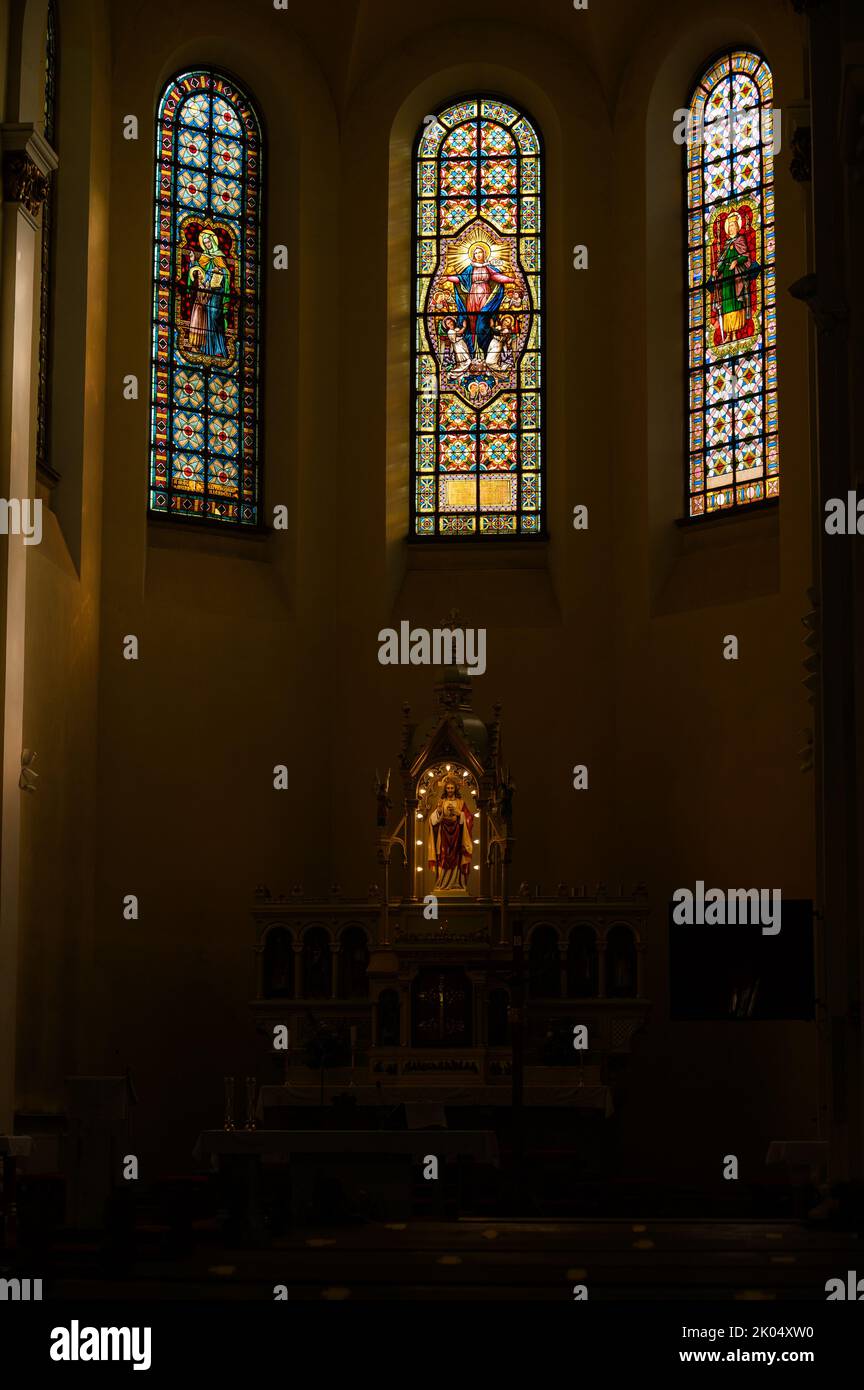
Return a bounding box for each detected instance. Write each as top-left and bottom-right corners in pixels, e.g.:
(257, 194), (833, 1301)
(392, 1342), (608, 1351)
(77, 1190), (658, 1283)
(299, 922), (335, 945)
(601, 919), (642, 946)
(526, 921), (562, 946)
(408, 736), (487, 788)
(258, 920), (294, 945)
(567, 920), (600, 943)
(333, 920), (371, 944)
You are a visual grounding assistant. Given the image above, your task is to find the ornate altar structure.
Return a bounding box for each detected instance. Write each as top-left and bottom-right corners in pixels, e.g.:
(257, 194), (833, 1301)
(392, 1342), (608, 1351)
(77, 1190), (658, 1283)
(250, 668), (650, 1111)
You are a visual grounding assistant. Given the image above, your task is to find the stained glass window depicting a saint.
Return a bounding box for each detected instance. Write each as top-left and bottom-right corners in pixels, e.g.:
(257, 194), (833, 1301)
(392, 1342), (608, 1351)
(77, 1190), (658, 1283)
(412, 98), (543, 537)
(686, 52), (778, 517)
(149, 70), (263, 525)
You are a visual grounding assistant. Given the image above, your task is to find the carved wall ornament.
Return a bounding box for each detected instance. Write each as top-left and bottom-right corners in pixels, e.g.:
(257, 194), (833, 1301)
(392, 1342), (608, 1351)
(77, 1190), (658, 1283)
(2, 151), (50, 216)
(19, 749), (38, 793)
(788, 273), (848, 334)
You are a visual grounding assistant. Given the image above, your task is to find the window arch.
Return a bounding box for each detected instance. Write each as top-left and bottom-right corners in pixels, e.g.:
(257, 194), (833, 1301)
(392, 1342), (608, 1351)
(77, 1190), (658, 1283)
(149, 69), (263, 526)
(685, 51), (778, 517)
(412, 97), (543, 537)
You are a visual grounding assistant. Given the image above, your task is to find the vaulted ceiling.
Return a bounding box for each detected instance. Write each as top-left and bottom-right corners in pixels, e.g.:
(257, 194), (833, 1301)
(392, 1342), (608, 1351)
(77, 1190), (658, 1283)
(286, 0), (658, 116)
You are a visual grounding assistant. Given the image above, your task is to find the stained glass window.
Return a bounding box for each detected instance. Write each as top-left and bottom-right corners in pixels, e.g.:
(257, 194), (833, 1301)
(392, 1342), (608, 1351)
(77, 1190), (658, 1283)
(412, 97), (543, 537)
(686, 51), (779, 517)
(36, 0), (57, 481)
(150, 70), (263, 526)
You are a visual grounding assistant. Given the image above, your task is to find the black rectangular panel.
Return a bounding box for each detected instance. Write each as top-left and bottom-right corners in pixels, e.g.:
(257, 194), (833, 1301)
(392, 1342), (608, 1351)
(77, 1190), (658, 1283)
(668, 897), (815, 1020)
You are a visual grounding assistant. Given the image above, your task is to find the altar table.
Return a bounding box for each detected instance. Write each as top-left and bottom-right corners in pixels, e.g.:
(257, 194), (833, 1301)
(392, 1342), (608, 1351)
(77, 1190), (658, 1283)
(193, 1129), (499, 1238)
(256, 1083), (613, 1118)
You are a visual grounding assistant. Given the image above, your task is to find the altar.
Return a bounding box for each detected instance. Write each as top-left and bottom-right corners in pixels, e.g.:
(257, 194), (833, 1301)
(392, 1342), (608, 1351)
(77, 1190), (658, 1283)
(249, 666), (650, 1116)
(194, 1128), (499, 1231)
(256, 1080), (613, 1117)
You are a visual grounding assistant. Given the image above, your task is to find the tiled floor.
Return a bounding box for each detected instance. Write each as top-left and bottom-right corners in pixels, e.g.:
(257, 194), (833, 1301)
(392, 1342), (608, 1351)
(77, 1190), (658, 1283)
(43, 1218), (862, 1301)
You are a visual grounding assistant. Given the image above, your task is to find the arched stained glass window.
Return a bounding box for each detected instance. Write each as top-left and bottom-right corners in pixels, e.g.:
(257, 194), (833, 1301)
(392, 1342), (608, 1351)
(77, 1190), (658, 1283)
(150, 70), (263, 526)
(686, 51), (779, 517)
(412, 97), (543, 537)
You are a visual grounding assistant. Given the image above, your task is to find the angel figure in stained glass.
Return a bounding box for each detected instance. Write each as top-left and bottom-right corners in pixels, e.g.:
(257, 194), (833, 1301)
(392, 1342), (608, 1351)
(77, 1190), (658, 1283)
(440, 316), (472, 376)
(485, 312), (517, 373)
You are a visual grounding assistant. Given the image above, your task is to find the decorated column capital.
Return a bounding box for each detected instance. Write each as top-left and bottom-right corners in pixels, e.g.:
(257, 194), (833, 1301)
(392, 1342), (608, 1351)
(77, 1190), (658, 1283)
(1, 125), (58, 221)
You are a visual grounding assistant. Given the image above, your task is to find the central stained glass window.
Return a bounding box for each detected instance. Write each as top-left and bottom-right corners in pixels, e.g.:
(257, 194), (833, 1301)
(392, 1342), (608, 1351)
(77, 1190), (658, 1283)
(412, 97), (544, 537)
(149, 69), (263, 526)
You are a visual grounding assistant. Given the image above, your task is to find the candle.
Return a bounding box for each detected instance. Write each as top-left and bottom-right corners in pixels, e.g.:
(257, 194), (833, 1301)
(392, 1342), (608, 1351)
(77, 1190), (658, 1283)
(350, 1026), (357, 1046)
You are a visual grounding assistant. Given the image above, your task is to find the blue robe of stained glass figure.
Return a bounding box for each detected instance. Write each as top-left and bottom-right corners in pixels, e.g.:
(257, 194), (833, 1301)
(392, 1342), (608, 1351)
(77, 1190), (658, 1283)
(445, 245), (515, 356)
(188, 229), (230, 359)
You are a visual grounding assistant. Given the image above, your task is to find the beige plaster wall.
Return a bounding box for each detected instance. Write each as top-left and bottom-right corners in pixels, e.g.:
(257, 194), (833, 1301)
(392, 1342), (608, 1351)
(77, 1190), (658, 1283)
(9, 0), (817, 1179)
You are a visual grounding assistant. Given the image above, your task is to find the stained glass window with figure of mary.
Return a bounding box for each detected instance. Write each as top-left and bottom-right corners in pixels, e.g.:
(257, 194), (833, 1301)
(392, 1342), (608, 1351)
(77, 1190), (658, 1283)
(149, 70), (263, 526)
(685, 51), (779, 517)
(412, 97), (544, 537)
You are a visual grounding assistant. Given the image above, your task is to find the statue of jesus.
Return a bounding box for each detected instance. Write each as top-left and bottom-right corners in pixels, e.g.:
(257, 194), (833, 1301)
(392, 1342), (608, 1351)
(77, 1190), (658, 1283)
(426, 776), (475, 891)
